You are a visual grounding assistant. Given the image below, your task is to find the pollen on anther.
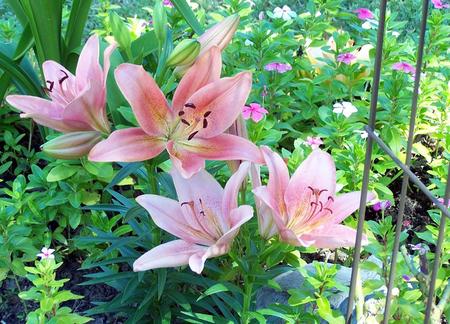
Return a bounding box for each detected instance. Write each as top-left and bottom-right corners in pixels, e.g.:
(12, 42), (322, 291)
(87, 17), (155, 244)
(188, 131), (198, 140)
(178, 111), (185, 116)
(203, 119), (208, 128)
(204, 111), (212, 117)
(58, 70), (69, 85)
(181, 119), (190, 126)
(185, 102), (196, 109)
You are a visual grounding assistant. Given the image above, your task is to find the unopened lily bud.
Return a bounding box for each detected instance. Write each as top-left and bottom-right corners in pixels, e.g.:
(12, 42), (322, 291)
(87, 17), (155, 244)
(166, 39), (200, 67)
(41, 131), (102, 159)
(153, 1), (167, 49)
(175, 14), (240, 76)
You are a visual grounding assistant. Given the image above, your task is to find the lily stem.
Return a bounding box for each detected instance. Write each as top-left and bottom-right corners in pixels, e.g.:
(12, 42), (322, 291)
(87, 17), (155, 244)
(241, 277), (253, 324)
(144, 161), (159, 195)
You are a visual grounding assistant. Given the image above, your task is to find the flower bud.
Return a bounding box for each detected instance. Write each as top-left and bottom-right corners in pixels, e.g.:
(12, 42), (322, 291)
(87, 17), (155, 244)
(41, 131), (102, 159)
(166, 39), (201, 67)
(197, 14), (240, 53)
(153, 1), (167, 49)
(174, 14), (240, 76)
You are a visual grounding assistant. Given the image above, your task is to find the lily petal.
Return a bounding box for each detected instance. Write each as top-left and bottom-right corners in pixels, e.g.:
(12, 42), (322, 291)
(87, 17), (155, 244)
(42, 61), (77, 104)
(167, 140), (205, 179)
(300, 224), (368, 249)
(261, 146), (289, 217)
(285, 149), (336, 216)
(333, 191), (376, 223)
(180, 134), (264, 164)
(184, 72), (252, 138)
(137, 194), (216, 246)
(62, 84), (109, 133)
(253, 186), (288, 230)
(115, 63), (170, 136)
(172, 47), (222, 112)
(189, 205), (253, 274)
(250, 164), (278, 238)
(222, 161), (250, 226)
(76, 36), (103, 92)
(41, 131), (102, 159)
(170, 166), (225, 231)
(6, 95), (88, 132)
(88, 128), (165, 162)
(133, 240), (207, 272)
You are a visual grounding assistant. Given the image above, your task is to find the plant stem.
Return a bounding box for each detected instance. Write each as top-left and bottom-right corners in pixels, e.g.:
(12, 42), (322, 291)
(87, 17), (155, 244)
(241, 278), (253, 324)
(13, 273), (28, 314)
(144, 161), (159, 194)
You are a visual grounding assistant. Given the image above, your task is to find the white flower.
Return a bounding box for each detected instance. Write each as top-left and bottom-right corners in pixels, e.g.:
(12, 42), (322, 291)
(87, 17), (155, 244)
(273, 5), (296, 21)
(354, 129), (379, 139)
(362, 21), (372, 29)
(392, 287), (400, 297)
(244, 39), (254, 46)
(392, 31), (400, 37)
(333, 101), (358, 118)
(315, 11), (322, 17)
(37, 247), (55, 260)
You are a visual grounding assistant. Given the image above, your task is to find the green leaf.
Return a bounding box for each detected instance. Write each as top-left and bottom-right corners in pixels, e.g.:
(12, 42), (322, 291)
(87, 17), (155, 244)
(20, 0), (63, 66)
(46, 165), (78, 182)
(13, 24), (35, 61)
(109, 12), (133, 60)
(53, 290), (83, 303)
(0, 50), (42, 96)
(64, 0), (92, 59)
(171, 0), (204, 35)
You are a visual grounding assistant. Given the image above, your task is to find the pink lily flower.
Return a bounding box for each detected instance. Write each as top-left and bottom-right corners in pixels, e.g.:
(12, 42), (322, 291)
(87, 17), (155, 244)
(242, 103), (268, 122)
(89, 47), (263, 178)
(133, 162), (253, 274)
(6, 35), (115, 135)
(253, 146), (376, 248)
(354, 8), (374, 20)
(337, 53), (357, 65)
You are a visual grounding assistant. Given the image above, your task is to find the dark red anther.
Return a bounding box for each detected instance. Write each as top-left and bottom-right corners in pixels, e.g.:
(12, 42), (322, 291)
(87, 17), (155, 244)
(324, 207), (333, 214)
(187, 131), (198, 140)
(307, 186), (315, 193)
(184, 102), (196, 109)
(178, 111), (185, 116)
(318, 189), (328, 195)
(181, 201), (189, 206)
(46, 80), (55, 92)
(199, 211), (206, 216)
(327, 196), (334, 202)
(203, 111), (212, 117)
(58, 70), (69, 85)
(203, 119), (208, 128)
(181, 119), (190, 126)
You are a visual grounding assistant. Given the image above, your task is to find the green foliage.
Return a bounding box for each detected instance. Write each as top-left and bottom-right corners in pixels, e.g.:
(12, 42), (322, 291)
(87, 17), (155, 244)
(20, 257), (91, 323)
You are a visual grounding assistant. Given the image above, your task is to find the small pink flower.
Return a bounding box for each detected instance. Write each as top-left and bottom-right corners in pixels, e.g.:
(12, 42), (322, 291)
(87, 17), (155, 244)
(264, 62), (292, 73)
(37, 247), (55, 260)
(258, 11), (265, 20)
(354, 8), (374, 20)
(372, 200), (392, 212)
(163, 0), (174, 7)
(431, 0), (450, 8)
(392, 62), (416, 75)
(305, 136), (323, 149)
(337, 53), (357, 65)
(242, 103), (268, 122)
(437, 197), (450, 207)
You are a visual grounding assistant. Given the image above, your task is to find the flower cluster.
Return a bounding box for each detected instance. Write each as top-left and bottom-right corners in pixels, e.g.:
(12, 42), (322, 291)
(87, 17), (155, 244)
(6, 15), (376, 275)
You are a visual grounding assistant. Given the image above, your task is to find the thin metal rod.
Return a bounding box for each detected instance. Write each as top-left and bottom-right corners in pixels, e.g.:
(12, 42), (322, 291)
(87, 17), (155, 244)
(382, 1), (429, 321)
(424, 163), (450, 322)
(365, 127), (450, 219)
(345, 0), (388, 321)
